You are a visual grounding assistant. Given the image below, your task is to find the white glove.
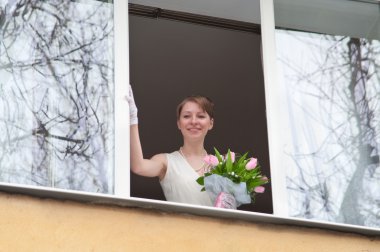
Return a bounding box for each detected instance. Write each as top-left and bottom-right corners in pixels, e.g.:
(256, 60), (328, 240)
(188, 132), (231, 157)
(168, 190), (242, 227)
(125, 84), (138, 125)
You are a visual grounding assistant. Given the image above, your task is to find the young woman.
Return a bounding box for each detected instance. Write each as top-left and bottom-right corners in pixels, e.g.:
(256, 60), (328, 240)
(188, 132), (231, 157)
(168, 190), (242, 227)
(126, 85), (214, 206)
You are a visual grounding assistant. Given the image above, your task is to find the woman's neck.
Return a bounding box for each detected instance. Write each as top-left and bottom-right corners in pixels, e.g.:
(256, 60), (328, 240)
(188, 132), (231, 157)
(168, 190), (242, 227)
(180, 142), (206, 156)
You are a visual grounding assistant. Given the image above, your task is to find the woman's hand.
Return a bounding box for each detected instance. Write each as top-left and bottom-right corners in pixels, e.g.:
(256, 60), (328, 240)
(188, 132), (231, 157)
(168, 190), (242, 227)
(125, 84), (138, 125)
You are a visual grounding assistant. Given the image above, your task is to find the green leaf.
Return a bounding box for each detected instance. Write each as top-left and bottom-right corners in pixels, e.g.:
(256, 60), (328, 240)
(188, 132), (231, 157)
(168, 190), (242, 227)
(196, 176), (204, 186)
(214, 147), (223, 162)
(246, 177), (267, 192)
(236, 152), (248, 166)
(226, 149), (233, 172)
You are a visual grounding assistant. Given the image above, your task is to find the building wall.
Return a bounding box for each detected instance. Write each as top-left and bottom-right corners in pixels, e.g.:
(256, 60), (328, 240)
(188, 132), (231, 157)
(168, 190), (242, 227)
(0, 192), (378, 252)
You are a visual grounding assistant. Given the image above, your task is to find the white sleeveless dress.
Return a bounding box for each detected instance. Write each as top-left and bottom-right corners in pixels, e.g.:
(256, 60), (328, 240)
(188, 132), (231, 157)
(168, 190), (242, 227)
(159, 151), (213, 207)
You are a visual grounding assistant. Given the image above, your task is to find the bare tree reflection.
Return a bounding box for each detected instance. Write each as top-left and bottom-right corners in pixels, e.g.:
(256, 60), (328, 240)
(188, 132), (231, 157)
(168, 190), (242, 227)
(0, 0), (114, 193)
(279, 31), (380, 227)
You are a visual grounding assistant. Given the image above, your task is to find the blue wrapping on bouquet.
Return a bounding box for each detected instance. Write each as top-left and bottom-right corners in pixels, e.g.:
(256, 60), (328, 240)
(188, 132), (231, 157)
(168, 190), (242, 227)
(204, 174), (251, 208)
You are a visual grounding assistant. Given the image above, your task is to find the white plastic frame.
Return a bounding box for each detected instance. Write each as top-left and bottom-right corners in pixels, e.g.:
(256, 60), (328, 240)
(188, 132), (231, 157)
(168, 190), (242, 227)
(114, 0), (131, 197)
(0, 0), (378, 237)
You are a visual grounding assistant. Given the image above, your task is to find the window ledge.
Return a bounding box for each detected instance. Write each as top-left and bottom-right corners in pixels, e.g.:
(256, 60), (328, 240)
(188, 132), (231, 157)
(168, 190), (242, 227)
(0, 182), (378, 237)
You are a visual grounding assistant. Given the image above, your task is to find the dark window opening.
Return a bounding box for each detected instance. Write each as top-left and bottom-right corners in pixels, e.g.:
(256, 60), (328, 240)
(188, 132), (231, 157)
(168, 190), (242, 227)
(129, 5), (273, 214)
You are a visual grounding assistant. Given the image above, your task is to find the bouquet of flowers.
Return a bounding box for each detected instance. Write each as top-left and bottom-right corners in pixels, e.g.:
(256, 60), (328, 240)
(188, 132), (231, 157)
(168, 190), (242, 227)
(196, 148), (269, 209)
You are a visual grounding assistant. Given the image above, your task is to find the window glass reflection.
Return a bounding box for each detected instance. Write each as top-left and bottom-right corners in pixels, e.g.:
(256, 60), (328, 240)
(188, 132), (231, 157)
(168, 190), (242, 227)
(0, 0), (114, 193)
(275, 28), (380, 227)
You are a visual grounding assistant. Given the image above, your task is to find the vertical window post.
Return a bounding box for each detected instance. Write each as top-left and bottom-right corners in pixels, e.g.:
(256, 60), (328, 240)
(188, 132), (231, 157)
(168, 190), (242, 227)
(114, 0), (130, 197)
(260, 0), (288, 216)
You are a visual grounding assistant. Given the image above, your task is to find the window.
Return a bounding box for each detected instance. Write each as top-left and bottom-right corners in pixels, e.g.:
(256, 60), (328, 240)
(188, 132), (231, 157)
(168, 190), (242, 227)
(128, 1), (273, 214)
(0, 0), (377, 236)
(0, 0), (120, 193)
(271, 0), (380, 228)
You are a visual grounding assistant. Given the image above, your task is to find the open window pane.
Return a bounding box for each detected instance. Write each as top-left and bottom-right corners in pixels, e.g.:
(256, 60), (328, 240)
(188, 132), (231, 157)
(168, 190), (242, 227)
(274, 0), (380, 227)
(129, 1), (273, 213)
(0, 0), (115, 193)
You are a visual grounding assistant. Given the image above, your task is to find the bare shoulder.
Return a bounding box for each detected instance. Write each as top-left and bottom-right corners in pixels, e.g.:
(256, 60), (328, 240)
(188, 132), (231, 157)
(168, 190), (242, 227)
(151, 153), (168, 166)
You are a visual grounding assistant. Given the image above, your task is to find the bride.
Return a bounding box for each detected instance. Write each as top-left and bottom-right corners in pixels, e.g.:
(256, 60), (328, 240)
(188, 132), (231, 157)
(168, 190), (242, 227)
(126, 85), (214, 206)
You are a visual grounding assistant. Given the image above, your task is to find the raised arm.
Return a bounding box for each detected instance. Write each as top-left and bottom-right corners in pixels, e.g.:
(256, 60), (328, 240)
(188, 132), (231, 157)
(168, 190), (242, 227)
(126, 85), (167, 179)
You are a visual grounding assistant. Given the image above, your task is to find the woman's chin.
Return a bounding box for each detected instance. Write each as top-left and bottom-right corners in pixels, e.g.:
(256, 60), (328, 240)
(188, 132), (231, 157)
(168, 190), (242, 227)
(185, 133), (207, 140)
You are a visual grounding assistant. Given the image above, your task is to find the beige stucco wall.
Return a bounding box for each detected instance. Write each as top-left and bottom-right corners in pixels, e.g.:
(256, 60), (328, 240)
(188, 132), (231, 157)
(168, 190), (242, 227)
(0, 192), (378, 252)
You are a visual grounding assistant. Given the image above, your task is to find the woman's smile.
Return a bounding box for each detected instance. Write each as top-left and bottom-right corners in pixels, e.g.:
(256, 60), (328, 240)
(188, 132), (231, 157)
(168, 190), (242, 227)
(187, 127), (202, 133)
(177, 101), (214, 139)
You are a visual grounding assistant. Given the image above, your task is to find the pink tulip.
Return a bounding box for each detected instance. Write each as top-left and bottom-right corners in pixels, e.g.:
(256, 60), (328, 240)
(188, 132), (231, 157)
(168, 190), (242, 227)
(204, 155), (219, 166)
(225, 152), (235, 162)
(261, 176), (268, 181)
(245, 158), (258, 170)
(230, 152), (235, 162)
(254, 186), (265, 193)
(214, 192), (236, 209)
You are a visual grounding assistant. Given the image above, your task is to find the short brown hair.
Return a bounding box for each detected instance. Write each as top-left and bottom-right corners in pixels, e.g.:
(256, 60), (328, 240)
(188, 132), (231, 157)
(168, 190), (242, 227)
(176, 95), (214, 119)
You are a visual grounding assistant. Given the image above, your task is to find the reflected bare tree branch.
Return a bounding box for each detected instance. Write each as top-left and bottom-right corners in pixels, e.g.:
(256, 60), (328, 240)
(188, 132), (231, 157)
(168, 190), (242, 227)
(279, 30), (380, 227)
(0, 0), (114, 193)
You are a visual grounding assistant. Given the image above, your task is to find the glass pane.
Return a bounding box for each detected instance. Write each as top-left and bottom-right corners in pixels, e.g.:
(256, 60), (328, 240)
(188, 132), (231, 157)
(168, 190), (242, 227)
(0, 0), (114, 193)
(274, 0), (380, 227)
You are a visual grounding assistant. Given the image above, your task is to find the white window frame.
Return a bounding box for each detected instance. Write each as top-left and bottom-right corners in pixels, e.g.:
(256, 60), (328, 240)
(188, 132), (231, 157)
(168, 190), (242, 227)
(262, 0), (380, 225)
(0, 0), (378, 237)
(114, 0), (131, 197)
(259, 0), (288, 217)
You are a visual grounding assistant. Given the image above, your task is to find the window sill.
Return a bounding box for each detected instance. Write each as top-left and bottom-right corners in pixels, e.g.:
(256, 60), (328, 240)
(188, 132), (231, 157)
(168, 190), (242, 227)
(0, 182), (378, 237)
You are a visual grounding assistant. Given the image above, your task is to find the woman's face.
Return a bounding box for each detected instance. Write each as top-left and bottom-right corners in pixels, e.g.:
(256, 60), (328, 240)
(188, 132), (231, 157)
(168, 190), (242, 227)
(177, 101), (214, 141)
